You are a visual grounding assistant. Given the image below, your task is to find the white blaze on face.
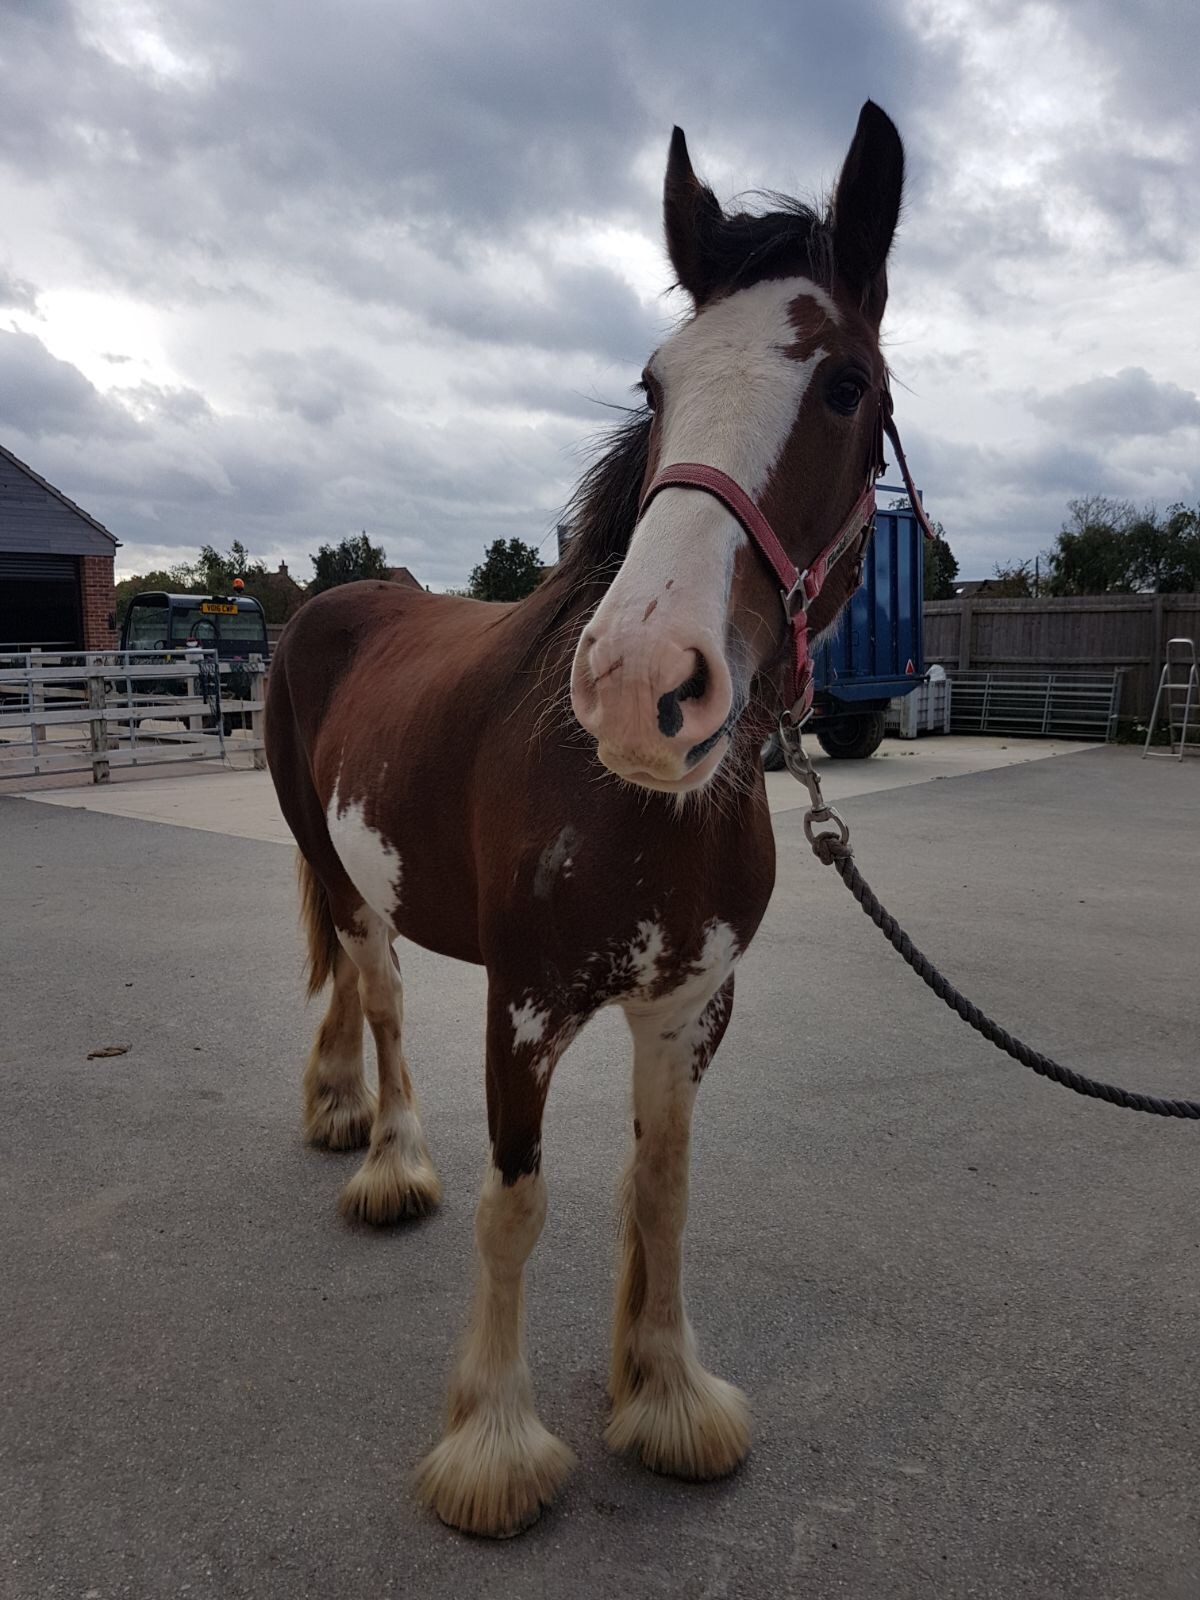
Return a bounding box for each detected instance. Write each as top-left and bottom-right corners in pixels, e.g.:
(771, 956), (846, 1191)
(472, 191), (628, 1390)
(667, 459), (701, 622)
(326, 779), (403, 927)
(607, 277), (835, 624)
(655, 277), (836, 493)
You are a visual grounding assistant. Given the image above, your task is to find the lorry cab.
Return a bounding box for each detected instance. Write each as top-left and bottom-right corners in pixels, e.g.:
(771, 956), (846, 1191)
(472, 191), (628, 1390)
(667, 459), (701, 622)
(120, 590), (269, 659)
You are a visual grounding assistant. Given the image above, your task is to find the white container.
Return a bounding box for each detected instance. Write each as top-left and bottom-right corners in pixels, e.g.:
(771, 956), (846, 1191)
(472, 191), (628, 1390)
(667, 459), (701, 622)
(886, 669), (952, 737)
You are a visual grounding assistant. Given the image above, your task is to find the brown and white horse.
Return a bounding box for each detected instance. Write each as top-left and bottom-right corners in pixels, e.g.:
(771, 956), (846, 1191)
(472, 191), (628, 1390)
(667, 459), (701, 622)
(265, 101), (905, 1537)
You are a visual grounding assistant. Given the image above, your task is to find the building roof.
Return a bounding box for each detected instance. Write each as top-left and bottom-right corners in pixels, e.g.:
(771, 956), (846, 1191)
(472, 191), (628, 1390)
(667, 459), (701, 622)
(0, 443), (120, 556)
(387, 566), (425, 590)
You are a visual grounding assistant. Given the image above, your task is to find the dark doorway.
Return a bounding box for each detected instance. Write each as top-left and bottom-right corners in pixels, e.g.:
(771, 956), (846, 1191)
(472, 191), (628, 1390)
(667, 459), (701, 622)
(0, 554), (82, 650)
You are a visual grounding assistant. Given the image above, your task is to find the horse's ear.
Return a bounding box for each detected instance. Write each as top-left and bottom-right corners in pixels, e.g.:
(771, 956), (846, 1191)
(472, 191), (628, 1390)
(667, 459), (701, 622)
(664, 126), (725, 306)
(831, 100), (904, 322)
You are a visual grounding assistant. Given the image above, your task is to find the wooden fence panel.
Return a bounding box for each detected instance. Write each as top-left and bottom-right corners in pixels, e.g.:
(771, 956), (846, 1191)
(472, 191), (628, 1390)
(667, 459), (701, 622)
(923, 594), (1200, 720)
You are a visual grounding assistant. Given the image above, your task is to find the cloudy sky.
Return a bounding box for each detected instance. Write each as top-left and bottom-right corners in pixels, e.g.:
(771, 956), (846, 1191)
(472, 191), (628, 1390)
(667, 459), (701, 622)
(2, 0), (1198, 588)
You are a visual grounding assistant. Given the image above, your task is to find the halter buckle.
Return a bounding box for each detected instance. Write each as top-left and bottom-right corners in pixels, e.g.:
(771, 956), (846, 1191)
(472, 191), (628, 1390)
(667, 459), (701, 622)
(782, 571), (810, 619)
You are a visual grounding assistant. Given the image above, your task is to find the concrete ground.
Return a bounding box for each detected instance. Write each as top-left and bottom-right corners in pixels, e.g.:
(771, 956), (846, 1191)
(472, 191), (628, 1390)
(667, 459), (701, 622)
(10, 732), (1096, 839)
(1, 744), (1198, 1599)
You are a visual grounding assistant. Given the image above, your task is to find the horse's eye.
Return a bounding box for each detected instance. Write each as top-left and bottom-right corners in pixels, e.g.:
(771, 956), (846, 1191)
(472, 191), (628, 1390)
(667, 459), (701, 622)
(640, 370), (659, 412)
(828, 376), (866, 415)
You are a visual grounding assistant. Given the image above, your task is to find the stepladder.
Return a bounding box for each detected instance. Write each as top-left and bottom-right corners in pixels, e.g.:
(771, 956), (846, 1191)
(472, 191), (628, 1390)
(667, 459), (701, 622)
(1143, 638), (1200, 760)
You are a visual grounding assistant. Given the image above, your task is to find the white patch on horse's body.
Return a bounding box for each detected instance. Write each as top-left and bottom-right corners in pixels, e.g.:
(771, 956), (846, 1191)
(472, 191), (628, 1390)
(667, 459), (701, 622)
(326, 780), (403, 926)
(510, 998), (551, 1049)
(695, 918), (738, 980)
(629, 920), (667, 993)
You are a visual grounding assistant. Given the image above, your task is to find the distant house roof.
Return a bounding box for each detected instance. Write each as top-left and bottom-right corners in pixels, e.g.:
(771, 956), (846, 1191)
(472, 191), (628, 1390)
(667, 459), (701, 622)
(261, 561), (305, 595)
(257, 562), (306, 620)
(953, 579), (998, 597)
(0, 443), (120, 557)
(387, 566), (425, 590)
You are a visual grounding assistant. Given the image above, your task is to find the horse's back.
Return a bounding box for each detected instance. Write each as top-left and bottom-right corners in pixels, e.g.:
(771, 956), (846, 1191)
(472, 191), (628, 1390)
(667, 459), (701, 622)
(268, 581), (429, 740)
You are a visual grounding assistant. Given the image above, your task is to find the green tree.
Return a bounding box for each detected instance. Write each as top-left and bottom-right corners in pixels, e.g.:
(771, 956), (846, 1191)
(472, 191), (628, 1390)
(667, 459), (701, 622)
(889, 497), (957, 601)
(1044, 497), (1200, 594)
(1043, 497), (1137, 595)
(989, 559), (1036, 598)
(467, 537), (544, 602)
(1125, 504), (1200, 593)
(922, 523), (958, 601)
(309, 531), (390, 593)
(195, 539), (265, 592)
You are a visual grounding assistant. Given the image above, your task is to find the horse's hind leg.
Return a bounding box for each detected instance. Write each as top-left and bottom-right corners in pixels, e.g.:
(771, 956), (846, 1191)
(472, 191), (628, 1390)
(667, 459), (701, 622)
(607, 976), (750, 1479)
(338, 911), (441, 1225)
(303, 946), (374, 1150)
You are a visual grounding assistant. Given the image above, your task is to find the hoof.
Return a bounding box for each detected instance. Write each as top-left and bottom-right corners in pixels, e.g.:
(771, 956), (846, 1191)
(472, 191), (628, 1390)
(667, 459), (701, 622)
(339, 1136), (441, 1226)
(606, 1360), (750, 1480)
(304, 1083), (375, 1151)
(414, 1407), (575, 1538)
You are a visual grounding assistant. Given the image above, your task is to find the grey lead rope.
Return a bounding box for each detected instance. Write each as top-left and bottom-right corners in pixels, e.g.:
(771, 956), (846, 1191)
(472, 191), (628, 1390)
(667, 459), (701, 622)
(780, 723), (1200, 1120)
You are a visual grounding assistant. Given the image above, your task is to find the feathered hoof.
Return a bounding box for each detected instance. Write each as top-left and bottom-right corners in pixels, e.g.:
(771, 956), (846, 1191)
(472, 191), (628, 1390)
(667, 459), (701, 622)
(338, 1141), (441, 1225)
(606, 1362), (750, 1481)
(414, 1408), (575, 1538)
(303, 1083), (375, 1151)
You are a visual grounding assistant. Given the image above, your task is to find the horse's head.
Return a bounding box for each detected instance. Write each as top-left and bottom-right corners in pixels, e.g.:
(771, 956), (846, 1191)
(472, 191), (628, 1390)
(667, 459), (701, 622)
(570, 102), (904, 794)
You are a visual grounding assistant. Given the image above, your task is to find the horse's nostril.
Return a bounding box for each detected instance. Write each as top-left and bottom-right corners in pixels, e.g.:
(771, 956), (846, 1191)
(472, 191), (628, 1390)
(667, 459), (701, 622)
(657, 653), (710, 738)
(676, 654), (709, 705)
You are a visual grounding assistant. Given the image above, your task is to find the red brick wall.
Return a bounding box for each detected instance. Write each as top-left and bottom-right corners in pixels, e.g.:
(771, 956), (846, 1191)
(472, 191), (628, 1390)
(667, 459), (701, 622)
(79, 554), (117, 649)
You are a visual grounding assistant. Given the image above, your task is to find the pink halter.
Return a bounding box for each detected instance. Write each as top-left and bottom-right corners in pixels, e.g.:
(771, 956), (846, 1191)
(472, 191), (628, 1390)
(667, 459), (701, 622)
(636, 391), (933, 724)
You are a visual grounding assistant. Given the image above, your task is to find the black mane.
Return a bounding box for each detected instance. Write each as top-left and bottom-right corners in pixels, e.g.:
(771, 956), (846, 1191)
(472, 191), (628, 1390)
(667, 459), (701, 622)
(558, 407), (652, 580)
(688, 192), (835, 296)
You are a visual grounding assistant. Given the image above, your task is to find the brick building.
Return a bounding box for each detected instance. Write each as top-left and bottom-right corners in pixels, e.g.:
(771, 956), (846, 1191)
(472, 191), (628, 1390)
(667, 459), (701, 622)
(0, 444), (119, 651)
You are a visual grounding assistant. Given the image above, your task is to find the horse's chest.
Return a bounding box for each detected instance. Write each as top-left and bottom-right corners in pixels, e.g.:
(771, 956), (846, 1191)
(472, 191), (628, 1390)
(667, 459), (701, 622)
(498, 821), (770, 1015)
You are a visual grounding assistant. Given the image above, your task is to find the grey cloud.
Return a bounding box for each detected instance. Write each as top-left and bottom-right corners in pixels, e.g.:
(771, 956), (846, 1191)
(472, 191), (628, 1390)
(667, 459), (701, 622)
(0, 264), (39, 312)
(0, 328), (141, 441)
(2, 0), (1196, 592)
(1055, 145), (1194, 266)
(245, 347), (390, 426)
(0, 0), (938, 294)
(892, 419), (1199, 578)
(419, 261), (660, 363)
(116, 381), (215, 427)
(1029, 368), (1200, 441)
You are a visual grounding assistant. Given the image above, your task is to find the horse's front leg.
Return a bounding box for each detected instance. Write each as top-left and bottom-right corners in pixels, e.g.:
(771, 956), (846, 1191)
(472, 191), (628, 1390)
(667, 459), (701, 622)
(415, 984), (577, 1537)
(608, 975), (750, 1479)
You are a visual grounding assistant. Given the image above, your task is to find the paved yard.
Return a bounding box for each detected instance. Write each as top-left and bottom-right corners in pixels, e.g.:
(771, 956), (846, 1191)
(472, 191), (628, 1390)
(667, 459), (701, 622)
(9, 732), (1099, 838)
(2, 745), (1197, 1599)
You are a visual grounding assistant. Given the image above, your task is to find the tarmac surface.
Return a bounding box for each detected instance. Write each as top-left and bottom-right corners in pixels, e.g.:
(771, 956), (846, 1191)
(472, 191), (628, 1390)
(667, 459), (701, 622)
(2, 744), (1198, 1599)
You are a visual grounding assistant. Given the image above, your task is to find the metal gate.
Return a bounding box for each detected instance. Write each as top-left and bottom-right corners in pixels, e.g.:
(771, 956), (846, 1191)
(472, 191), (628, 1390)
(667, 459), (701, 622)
(946, 668), (1124, 741)
(0, 649), (267, 783)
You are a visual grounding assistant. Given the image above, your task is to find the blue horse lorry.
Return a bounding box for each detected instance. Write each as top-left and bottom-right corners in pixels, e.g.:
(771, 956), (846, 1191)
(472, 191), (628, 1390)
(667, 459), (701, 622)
(763, 490), (926, 764)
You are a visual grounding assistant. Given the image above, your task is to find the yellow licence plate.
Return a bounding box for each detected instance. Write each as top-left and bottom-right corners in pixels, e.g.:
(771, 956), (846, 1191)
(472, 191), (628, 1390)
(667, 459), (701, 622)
(199, 602), (238, 614)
